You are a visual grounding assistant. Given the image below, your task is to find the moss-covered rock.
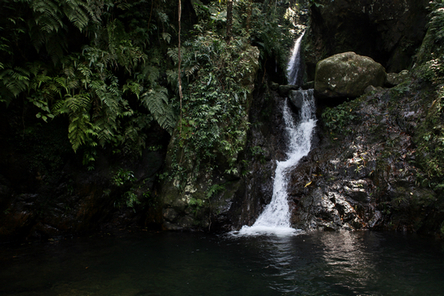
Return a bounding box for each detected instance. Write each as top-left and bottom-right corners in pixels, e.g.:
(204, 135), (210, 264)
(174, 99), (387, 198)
(314, 52), (387, 99)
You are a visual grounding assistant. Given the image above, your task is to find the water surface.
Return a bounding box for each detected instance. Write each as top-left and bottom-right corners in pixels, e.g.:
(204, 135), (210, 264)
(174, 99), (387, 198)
(1, 231), (443, 296)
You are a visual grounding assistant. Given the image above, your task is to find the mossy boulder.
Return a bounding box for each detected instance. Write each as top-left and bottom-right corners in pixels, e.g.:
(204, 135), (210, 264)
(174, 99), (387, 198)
(314, 52), (387, 99)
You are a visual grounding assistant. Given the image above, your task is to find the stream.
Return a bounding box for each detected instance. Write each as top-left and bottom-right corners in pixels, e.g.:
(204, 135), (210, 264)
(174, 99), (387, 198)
(1, 231), (444, 296)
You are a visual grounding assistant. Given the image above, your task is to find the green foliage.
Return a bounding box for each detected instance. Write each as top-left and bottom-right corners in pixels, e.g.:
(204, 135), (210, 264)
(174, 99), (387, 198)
(112, 168), (145, 210)
(321, 100), (359, 136)
(167, 28), (259, 191)
(251, 145), (267, 163)
(390, 82), (411, 98)
(412, 1), (444, 193)
(416, 58), (444, 84)
(113, 168), (136, 187)
(124, 191), (141, 208)
(248, 1), (295, 75)
(415, 1), (444, 76)
(428, 1), (444, 43)
(308, 0), (324, 9)
(206, 183), (226, 199)
(415, 87), (444, 191)
(0, 0), (177, 160)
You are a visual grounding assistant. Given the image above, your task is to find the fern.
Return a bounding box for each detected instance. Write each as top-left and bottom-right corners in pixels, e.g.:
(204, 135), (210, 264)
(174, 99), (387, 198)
(68, 112), (95, 152)
(1, 0), (177, 158)
(140, 85), (176, 134)
(63, 0), (92, 32)
(0, 67), (30, 100)
(31, 0), (64, 33)
(63, 93), (91, 113)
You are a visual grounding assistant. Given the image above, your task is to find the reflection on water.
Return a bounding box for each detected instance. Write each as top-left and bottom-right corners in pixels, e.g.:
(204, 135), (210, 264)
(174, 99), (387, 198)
(1, 231), (443, 296)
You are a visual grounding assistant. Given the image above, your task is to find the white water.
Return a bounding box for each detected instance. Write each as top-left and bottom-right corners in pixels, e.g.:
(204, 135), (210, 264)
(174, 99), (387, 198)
(287, 32), (305, 86)
(236, 90), (316, 236)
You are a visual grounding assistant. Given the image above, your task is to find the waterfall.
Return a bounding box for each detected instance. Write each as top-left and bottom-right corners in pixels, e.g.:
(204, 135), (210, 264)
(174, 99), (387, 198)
(287, 32), (305, 86)
(236, 90), (316, 236)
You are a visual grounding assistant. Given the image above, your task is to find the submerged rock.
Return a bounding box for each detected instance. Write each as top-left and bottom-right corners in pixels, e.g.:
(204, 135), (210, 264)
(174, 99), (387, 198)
(314, 52), (386, 99)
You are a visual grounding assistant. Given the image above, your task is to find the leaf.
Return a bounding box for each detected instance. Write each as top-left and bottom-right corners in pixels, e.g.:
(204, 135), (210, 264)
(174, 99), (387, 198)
(140, 85), (176, 134)
(161, 32), (171, 44)
(304, 181), (312, 188)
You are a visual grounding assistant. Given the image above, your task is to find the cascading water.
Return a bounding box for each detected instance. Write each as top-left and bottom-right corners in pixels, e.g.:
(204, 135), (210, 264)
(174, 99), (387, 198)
(234, 31), (315, 236)
(235, 91), (316, 236)
(287, 32), (305, 86)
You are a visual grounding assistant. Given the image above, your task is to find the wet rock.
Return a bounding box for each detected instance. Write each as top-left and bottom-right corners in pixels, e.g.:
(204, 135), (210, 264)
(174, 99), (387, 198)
(270, 81), (279, 91)
(288, 90), (306, 109)
(302, 81), (314, 90)
(386, 70), (410, 87)
(289, 82), (443, 234)
(278, 85), (299, 97)
(364, 85), (384, 94)
(314, 52), (387, 99)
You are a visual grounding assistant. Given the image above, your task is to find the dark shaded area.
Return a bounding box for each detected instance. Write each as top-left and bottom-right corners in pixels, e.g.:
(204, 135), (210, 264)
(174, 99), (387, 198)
(304, 0), (429, 80)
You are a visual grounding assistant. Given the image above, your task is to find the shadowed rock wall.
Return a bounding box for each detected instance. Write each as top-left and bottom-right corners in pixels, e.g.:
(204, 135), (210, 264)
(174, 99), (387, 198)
(304, 0), (429, 79)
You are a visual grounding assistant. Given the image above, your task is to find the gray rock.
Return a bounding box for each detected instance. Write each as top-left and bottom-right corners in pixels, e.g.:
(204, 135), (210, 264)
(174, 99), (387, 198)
(315, 52), (387, 98)
(278, 85), (299, 97)
(386, 70), (410, 86)
(288, 90), (305, 109)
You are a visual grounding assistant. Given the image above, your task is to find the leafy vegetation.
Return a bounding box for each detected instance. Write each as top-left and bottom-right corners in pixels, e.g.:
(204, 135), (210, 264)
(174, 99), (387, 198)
(0, 0), (177, 162)
(160, 0), (296, 207)
(321, 99), (360, 137)
(411, 0), (444, 194)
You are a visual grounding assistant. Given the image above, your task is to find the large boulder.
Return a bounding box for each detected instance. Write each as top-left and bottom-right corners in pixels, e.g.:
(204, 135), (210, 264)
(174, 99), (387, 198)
(314, 52), (386, 98)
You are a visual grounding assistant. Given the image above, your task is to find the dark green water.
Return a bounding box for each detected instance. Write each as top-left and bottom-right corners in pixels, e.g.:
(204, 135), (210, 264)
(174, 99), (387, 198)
(1, 231), (443, 296)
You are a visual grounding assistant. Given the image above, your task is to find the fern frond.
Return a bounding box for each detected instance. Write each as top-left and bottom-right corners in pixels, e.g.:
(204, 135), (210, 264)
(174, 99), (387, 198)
(31, 0), (64, 33)
(166, 69), (178, 88)
(140, 85), (176, 134)
(167, 47), (179, 64)
(145, 65), (160, 85)
(68, 112), (93, 152)
(63, 93), (91, 113)
(63, 0), (91, 32)
(45, 32), (67, 64)
(0, 67), (30, 97)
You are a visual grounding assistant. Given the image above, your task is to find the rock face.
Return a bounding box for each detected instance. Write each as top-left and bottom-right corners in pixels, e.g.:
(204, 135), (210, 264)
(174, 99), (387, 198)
(0, 118), (167, 241)
(304, 0), (429, 79)
(314, 52), (386, 98)
(288, 80), (442, 234)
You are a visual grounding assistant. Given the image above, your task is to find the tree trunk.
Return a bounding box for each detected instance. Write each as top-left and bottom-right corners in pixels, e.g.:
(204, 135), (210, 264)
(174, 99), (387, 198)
(246, 0), (252, 34)
(178, 0), (183, 135)
(226, 0), (233, 44)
